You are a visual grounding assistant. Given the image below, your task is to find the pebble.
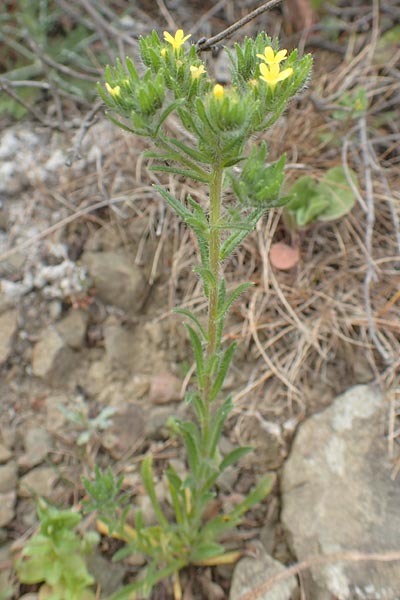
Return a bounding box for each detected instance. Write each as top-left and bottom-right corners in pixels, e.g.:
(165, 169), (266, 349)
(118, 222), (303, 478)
(18, 466), (57, 498)
(18, 426), (53, 469)
(0, 462), (17, 494)
(0, 309), (18, 365)
(0, 491), (16, 527)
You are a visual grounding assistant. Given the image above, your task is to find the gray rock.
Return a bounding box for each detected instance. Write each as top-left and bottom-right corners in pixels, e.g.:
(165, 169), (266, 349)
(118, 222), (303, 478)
(31, 326), (77, 382)
(103, 319), (137, 372)
(18, 426), (53, 469)
(281, 384), (400, 600)
(239, 415), (285, 470)
(86, 552), (125, 596)
(102, 403), (146, 459)
(45, 394), (69, 432)
(0, 161), (28, 194)
(56, 308), (88, 349)
(0, 308), (17, 364)
(81, 250), (147, 313)
(230, 545), (297, 600)
(149, 371), (181, 404)
(0, 491), (16, 526)
(0, 462), (17, 493)
(18, 466), (57, 498)
(0, 443), (12, 463)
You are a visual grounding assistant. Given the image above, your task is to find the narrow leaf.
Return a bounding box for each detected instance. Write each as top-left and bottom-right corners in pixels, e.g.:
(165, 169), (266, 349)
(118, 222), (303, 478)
(173, 308), (207, 341)
(185, 324), (205, 388)
(209, 343), (237, 402)
(219, 446), (253, 471)
(140, 456), (168, 527)
(216, 282), (254, 321)
(227, 474), (275, 519)
(220, 209), (264, 260)
(154, 185), (193, 222)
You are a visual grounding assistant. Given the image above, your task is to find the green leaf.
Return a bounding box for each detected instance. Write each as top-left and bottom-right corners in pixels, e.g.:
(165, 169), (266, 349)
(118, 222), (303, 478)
(173, 308), (207, 341)
(166, 466), (184, 525)
(317, 166), (357, 221)
(220, 209), (264, 260)
(207, 396), (233, 457)
(174, 420), (201, 476)
(167, 137), (210, 164)
(209, 343), (237, 402)
(227, 474), (275, 519)
(140, 456), (168, 527)
(185, 324), (205, 388)
(154, 99), (185, 135)
(216, 282), (253, 321)
(190, 542), (225, 562)
(219, 446), (253, 471)
(149, 164), (211, 183)
(154, 185), (193, 223)
(193, 265), (216, 290)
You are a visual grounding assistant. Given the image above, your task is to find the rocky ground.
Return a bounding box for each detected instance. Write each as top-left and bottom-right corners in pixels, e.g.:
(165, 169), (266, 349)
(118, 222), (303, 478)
(1, 1), (400, 599)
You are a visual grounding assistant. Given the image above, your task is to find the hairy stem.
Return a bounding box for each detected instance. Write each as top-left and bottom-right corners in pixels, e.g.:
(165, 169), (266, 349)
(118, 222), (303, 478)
(201, 161), (223, 454)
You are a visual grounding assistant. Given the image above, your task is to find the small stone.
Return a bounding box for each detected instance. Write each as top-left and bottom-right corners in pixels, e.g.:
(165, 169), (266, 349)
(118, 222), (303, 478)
(86, 552), (125, 596)
(145, 404), (180, 438)
(81, 250), (147, 314)
(0, 443), (12, 463)
(18, 426), (53, 469)
(45, 394), (69, 432)
(103, 404), (146, 459)
(0, 309), (18, 365)
(103, 320), (137, 372)
(0, 462), (17, 493)
(149, 371), (181, 404)
(48, 299), (63, 320)
(239, 416), (285, 470)
(0, 161), (28, 194)
(31, 326), (77, 382)
(56, 308), (88, 349)
(0, 491), (16, 527)
(18, 595), (39, 600)
(19, 466), (57, 498)
(230, 545), (297, 600)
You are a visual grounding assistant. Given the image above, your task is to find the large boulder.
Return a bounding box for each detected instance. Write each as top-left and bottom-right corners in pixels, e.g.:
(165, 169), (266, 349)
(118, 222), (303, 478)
(281, 384), (400, 600)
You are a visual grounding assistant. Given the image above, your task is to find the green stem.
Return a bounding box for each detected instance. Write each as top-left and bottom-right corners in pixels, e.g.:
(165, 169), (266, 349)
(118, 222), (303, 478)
(201, 161), (223, 454)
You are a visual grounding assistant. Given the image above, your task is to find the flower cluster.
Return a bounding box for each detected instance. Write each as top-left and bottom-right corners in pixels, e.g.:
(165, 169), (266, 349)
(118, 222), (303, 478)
(257, 46), (293, 89)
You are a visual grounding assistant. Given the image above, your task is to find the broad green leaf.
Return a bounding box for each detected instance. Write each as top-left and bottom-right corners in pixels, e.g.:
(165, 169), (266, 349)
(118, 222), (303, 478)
(317, 166), (357, 221)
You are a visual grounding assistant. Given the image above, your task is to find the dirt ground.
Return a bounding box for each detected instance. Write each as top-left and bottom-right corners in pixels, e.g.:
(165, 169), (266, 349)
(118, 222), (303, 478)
(0, 1), (399, 598)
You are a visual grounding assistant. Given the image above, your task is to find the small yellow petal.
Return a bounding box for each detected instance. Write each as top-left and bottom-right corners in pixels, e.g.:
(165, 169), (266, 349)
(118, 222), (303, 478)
(105, 82), (121, 97)
(190, 64), (206, 79)
(160, 48), (167, 57)
(164, 29), (191, 49)
(257, 46), (288, 65)
(213, 84), (224, 99)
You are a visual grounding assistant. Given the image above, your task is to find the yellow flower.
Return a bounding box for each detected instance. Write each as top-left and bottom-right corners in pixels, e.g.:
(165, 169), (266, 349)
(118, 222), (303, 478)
(163, 29), (191, 50)
(190, 64), (206, 80)
(105, 82), (121, 97)
(257, 46), (288, 65)
(213, 84), (224, 99)
(259, 62), (293, 89)
(160, 48), (167, 57)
